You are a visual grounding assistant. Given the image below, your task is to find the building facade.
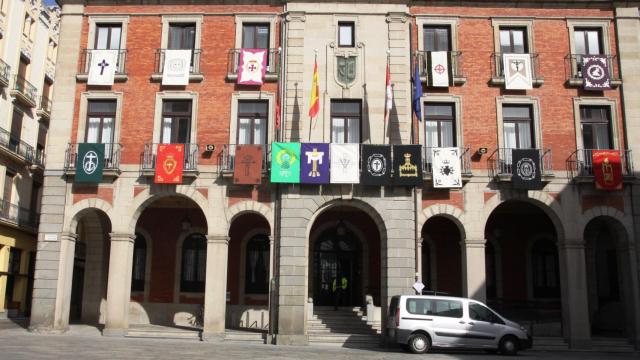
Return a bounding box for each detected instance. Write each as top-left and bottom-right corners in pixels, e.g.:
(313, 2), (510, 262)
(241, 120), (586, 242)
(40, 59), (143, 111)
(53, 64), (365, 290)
(29, 0), (640, 350)
(0, 0), (58, 319)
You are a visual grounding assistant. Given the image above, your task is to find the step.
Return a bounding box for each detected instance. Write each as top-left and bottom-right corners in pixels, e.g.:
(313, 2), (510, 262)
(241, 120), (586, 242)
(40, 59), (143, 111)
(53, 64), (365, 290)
(126, 330), (201, 340)
(224, 332), (266, 344)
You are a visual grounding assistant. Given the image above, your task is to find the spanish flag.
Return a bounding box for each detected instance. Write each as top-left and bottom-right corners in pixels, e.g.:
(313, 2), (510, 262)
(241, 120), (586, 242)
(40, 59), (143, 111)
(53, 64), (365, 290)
(308, 59), (320, 118)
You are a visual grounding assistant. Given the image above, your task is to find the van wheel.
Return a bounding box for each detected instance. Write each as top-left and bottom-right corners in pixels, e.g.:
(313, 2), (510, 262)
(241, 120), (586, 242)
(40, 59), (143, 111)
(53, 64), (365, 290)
(408, 333), (430, 354)
(499, 335), (519, 356)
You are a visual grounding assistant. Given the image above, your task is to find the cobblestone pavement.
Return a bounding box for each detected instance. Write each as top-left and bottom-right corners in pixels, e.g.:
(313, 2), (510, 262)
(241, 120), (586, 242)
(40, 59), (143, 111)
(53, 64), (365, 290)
(0, 321), (637, 360)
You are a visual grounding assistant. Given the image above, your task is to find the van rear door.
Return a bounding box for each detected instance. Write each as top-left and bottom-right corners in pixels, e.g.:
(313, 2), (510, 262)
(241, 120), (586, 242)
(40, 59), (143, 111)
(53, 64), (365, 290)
(387, 296), (400, 329)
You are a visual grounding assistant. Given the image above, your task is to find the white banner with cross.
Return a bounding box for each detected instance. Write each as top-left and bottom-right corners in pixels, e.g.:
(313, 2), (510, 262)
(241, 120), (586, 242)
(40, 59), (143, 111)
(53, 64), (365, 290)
(87, 49), (118, 86)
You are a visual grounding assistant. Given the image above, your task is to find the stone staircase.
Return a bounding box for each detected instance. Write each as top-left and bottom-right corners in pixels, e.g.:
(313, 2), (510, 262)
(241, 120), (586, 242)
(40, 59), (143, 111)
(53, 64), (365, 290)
(126, 324), (201, 340)
(224, 329), (267, 344)
(307, 306), (381, 347)
(532, 336), (637, 353)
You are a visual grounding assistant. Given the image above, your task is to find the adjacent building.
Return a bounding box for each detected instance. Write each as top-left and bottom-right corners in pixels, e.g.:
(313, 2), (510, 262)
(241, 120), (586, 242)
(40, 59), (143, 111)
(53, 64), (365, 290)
(29, 0), (639, 351)
(0, 0), (58, 319)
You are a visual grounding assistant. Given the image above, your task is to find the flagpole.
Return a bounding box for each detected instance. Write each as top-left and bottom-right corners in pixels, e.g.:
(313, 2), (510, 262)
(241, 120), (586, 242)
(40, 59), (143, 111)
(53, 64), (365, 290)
(309, 50), (318, 142)
(383, 49), (390, 145)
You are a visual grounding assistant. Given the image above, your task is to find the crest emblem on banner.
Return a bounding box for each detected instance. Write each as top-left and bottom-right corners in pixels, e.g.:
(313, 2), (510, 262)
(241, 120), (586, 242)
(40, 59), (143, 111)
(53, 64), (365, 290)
(270, 142), (301, 183)
(432, 147), (462, 188)
(361, 145), (392, 186)
(76, 143), (105, 183)
(300, 143), (330, 184)
(336, 56), (357, 87)
(592, 150), (623, 190)
(393, 145), (423, 186)
(511, 149), (542, 190)
(162, 50), (191, 86)
(503, 53), (533, 90)
(237, 49), (267, 85)
(582, 55), (611, 90)
(155, 144), (184, 184)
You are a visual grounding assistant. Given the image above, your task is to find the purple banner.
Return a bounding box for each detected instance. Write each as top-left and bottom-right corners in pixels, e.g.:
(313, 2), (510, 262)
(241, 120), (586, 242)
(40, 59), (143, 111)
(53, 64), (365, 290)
(582, 55), (611, 90)
(300, 143), (330, 184)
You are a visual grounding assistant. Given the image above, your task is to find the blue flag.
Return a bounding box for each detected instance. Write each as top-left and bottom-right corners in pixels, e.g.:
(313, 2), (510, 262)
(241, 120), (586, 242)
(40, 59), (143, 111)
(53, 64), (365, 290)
(413, 61), (423, 121)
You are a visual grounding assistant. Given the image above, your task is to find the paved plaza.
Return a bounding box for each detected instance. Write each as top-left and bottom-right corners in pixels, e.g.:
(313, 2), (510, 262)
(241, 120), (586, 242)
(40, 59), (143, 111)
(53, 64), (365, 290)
(0, 320), (637, 360)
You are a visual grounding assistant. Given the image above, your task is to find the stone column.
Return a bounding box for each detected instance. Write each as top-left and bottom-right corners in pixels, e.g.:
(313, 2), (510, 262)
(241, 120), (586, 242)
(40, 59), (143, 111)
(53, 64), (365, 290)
(202, 235), (229, 341)
(461, 239), (486, 302)
(558, 240), (591, 348)
(103, 233), (135, 337)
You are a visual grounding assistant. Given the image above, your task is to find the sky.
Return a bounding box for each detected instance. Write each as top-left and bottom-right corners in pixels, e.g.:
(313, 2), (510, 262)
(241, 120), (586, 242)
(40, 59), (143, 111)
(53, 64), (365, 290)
(43, 0), (57, 6)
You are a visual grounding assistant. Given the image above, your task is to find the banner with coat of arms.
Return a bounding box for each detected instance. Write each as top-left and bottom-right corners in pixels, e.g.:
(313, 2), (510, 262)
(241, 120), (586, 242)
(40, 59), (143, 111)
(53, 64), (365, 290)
(155, 144), (184, 184)
(233, 144), (263, 185)
(592, 150), (623, 190)
(300, 143), (330, 184)
(361, 145), (392, 186)
(503, 53), (533, 90)
(237, 49), (267, 85)
(582, 55), (611, 91)
(270, 142), (301, 183)
(75, 143), (105, 183)
(427, 51), (452, 87)
(393, 145), (423, 186)
(431, 147), (462, 188)
(511, 149), (542, 190)
(162, 50), (191, 86)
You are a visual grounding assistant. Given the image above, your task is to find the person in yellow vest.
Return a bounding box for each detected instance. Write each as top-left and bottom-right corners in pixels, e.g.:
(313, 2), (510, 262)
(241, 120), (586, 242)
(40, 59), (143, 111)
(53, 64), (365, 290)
(332, 274), (348, 310)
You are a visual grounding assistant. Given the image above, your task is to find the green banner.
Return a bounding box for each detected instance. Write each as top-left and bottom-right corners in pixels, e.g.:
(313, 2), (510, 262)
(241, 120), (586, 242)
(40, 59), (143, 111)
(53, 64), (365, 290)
(270, 142), (301, 183)
(75, 143), (105, 183)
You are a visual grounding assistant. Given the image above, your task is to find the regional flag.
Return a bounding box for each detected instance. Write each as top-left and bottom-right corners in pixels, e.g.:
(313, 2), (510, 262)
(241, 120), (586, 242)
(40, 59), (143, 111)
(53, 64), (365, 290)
(308, 59), (320, 118)
(75, 143), (105, 183)
(155, 144), (184, 184)
(384, 62), (393, 123)
(413, 60), (423, 121)
(271, 142), (301, 183)
(592, 150), (623, 190)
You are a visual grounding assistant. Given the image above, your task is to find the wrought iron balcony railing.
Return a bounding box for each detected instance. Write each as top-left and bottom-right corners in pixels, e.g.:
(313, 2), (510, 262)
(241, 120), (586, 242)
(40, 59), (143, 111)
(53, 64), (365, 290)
(0, 198), (38, 230)
(142, 143), (199, 172)
(154, 49), (202, 76)
(12, 75), (38, 106)
(34, 147), (45, 168)
(488, 148), (553, 178)
(565, 54), (621, 86)
(226, 48), (280, 81)
(219, 144), (272, 173)
(38, 96), (52, 117)
(414, 51), (465, 85)
(491, 53), (544, 86)
(567, 149), (633, 178)
(78, 49), (128, 76)
(0, 127), (34, 163)
(422, 146), (472, 177)
(64, 143), (122, 172)
(0, 58), (10, 87)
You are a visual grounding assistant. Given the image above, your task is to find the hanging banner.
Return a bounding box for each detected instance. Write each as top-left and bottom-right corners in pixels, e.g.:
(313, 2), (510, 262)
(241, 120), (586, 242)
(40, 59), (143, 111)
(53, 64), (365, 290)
(582, 55), (611, 91)
(431, 147), (462, 188)
(330, 143), (360, 184)
(503, 53), (533, 90)
(511, 149), (542, 190)
(75, 143), (105, 183)
(270, 142), (301, 183)
(427, 51), (452, 87)
(162, 49), (191, 86)
(155, 144), (184, 184)
(87, 49), (118, 86)
(233, 144), (263, 185)
(361, 145), (392, 186)
(237, 49), (267, 85)
(592, 150), (623, 190)
(393, 145), (423, 186)
(300, 143), (330, 184)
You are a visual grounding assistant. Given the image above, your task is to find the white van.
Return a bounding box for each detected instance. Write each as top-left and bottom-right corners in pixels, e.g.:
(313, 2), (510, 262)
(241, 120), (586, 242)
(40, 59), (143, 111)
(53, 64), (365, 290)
(387, 295), (532, 355)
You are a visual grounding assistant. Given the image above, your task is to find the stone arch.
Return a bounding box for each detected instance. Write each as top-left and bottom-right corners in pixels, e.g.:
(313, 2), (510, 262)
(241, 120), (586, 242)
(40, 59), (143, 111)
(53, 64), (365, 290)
(482, 190), (565, 242)
(581, 207), (633, 245)
(65, 198), (115, 233)
(126, 186), (209, 234)
(419, 204), (466, 241)
(226, 201), (273, 236)
(305, 198), (387, 242)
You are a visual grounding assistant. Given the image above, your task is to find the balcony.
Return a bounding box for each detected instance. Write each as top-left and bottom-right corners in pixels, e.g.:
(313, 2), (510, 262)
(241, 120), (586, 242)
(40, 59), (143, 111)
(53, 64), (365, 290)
(414, 51), (466, 86)
(0, 58), (9, 87)
(0, 198), (39, 231)
(218, 144), (271, 175)
(142, 143), (199, 177)
(0, 127), (34, 165)
(33, 147), (45, 170)
(64, 143), (122, 178)
(567, 149), (633, 180)
(488, 148), (553, 180)
(151, 49), (203, 83)
(490, 53), (544, 87)
(10, 75), (38, 108)
(422, 146), (473, 180)
(76, 49), (128, 82)
(226, 48), (280, 82)
(36, 96), (52, 119)
(565, 54), (621, 88)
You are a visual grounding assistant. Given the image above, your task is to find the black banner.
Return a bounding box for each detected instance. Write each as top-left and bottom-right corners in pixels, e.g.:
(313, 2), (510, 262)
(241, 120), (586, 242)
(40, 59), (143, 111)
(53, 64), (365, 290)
(512, 149), (542, 190)
(361, 145), (392, 186)
(393, 145), (423, 186)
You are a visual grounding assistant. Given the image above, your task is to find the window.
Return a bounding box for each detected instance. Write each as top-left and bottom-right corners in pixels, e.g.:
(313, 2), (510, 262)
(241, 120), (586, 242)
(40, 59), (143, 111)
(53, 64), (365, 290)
(237, 100), (268, 145)
(531, 239), (560, 298)
(502, 105), (533, 149)
(86, 100), (116, 145)
(338, 22), (355, 47)
(574, 28), (602, 55)
(161, 100), (192, 144)
(131, 234), (146, 293)
(181, 233), (206, 293)
(424, 26), (451, 52)
(331, 100), (361, 143)
(2, 170), (14, 205)
(95, 24), (122, 50)
(36, 123), (47, 163)
(469, 303), (503, 324)
(406, 298), (463, 318)
(242, 23), (270, 49)
(499, 27), (527, 54)
(29, 182), (41, 214)
(425, 103), (456, 148)
(168, 23), (195, 50)
(245, 235), (269, 294)
(580, 105), (612, 150)
(9, 110), (23, 152)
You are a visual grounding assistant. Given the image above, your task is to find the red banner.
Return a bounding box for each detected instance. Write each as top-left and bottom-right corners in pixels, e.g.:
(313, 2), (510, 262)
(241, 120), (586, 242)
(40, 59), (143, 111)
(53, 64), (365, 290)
(592, 150), (623, 190)
(234, 145), (263, 185)
(155, 144), (184, 184)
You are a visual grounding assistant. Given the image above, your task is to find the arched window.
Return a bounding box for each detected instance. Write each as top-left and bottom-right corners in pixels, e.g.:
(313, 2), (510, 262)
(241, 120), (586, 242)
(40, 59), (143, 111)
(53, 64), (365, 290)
(131, 233), (146, 292)
(181, 233), (206, 293)
(532, 238), (560, 298)
(245, 235), (269, 294)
